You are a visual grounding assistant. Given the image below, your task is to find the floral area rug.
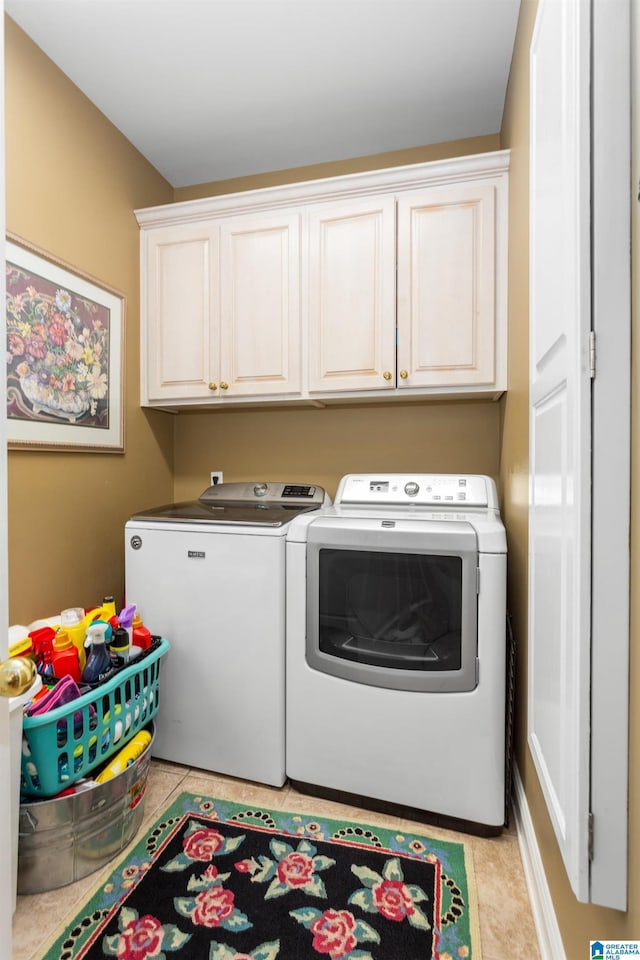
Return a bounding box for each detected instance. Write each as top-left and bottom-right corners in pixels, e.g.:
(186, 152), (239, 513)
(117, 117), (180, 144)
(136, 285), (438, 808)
(40, 791), (481, 960)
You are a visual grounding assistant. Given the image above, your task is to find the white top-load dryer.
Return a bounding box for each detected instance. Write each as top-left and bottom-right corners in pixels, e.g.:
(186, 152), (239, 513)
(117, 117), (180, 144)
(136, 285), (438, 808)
(285, 473), (507, 832)
(125, 481), (327, 787)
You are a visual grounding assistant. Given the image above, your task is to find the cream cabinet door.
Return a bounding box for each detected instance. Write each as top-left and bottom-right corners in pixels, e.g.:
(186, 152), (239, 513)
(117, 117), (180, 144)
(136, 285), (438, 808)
(219, 212), (301, 397)
(307, 196), (396, 393)
(396, 183), (497, 389)
(142, 221), (219, 403)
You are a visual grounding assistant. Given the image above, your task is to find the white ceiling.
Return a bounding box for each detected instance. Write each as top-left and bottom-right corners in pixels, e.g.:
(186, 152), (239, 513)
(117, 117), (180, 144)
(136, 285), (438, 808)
(5, 0), (521, 188)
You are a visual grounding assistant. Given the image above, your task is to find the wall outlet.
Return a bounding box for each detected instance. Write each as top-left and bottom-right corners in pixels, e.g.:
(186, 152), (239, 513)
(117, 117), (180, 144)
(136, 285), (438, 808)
(210, 471), (223, 486)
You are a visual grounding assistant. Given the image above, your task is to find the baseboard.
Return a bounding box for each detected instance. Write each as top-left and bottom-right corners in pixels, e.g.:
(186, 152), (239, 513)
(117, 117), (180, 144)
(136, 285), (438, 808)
(512, 763), (566, 959)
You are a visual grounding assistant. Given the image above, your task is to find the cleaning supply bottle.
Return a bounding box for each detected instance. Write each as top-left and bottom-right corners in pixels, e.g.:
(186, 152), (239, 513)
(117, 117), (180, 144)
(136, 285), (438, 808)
(28, 625), (56, 677)
(132, 613), (153, 650)
(75, 605), (114, 641)
(81, 622), (111, 684)
(60, 607), (87, 671)
(101, 596), (117, 620)
(80, 610), (113, 663)
(51, 629), (81, 682)
(9, 636), (35, 661)
(118, 604), (137, 647)
(37, 636), (56, 679)
(94, 729), (152, 783)
(108, 627), (130, 668)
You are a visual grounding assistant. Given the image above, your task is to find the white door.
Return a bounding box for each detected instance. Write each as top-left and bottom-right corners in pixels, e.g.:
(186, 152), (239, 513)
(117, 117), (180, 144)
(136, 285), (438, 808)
(528, 0), (630, 908)
(528, 0), (592, 902)
(1, 11), (14, 945)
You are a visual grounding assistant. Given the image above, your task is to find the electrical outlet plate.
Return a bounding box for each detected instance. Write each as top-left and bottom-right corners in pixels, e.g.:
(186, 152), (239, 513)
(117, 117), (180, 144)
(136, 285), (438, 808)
(210, 471), (223, 486)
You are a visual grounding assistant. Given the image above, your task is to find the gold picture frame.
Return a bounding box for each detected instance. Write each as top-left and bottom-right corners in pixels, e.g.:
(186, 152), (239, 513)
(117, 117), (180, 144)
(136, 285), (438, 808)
(5, 234), (125, 452)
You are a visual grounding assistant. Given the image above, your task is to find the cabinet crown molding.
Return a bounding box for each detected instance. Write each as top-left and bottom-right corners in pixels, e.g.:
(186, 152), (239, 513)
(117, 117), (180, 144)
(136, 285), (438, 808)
(135, 150), (510, 228)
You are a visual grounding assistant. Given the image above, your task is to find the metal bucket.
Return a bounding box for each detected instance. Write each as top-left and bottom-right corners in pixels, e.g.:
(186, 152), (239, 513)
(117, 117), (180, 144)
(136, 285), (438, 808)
(17, 723), (154, 895)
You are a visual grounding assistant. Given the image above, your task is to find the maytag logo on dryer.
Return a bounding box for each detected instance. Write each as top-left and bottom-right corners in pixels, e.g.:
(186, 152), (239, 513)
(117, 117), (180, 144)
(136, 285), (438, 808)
(188, 550), (206, 559)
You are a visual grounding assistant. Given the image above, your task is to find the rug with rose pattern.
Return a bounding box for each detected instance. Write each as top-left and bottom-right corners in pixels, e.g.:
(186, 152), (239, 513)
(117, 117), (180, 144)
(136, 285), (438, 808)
(40, 790), (481, 960)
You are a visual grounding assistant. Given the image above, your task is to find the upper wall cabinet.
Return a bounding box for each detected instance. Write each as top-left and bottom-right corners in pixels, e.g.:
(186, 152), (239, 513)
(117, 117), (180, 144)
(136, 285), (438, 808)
(136, 151), (509, 409)
(141, 212), (300, 404)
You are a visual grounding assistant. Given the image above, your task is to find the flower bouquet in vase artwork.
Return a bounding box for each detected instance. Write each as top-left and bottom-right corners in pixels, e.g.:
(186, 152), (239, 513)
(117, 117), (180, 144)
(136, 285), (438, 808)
(6, 264), (109, 425)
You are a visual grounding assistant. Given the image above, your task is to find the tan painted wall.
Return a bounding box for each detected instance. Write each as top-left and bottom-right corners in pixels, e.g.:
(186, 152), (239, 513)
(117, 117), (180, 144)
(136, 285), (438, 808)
(5, 18), (175, 622)
(173, 401), (501, 504)
(501, 1), (640, 955)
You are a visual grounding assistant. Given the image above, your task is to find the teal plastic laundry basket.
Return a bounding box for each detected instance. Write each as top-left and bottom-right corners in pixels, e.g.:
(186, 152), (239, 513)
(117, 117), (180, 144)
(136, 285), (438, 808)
(20, 638), (170, 797)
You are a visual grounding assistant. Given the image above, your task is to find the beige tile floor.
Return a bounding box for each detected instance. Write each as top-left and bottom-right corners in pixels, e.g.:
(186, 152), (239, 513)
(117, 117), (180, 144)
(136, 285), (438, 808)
(12, 760), (540, 959)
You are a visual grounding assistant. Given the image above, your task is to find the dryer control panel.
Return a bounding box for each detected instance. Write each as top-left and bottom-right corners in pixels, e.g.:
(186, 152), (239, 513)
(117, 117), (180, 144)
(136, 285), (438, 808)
(336, 474), (495, 509)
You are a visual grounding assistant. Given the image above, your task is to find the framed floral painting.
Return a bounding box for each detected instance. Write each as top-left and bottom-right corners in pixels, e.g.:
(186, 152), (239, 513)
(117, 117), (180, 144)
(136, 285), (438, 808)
(5, 235), (125, 452)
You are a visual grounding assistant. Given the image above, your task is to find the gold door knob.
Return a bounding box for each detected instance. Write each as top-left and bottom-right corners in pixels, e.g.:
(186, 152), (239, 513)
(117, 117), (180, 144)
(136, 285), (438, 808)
(400, 369), (409, 380)
(208, 382), (218, 391)
(0, 656), (37, 697)
(383, 371), (392, 381)
(220, 382), (229, 391)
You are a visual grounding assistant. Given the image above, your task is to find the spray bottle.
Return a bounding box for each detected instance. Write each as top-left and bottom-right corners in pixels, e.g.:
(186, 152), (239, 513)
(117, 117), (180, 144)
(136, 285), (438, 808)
(81, 622), (111, 684)
(118, 604), (137, 648)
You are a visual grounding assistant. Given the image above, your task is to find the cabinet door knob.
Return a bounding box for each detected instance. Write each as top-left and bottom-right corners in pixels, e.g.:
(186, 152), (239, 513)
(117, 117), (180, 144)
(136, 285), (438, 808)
(220, 381), (229, 391)
(383, 370), (393, 381)
(399, 369), (409, 380)
(208, 382), (218, 391)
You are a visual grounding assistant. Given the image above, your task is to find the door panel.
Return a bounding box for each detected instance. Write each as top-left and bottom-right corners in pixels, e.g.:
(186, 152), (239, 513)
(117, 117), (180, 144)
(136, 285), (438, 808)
(220, 212), (301, 396)
(397, 184), (496, 387)
(144, 222), (218, 401)
(588, 0), (631, 910)
(307, 197), (396, 392)
(528, 0), (592, 902)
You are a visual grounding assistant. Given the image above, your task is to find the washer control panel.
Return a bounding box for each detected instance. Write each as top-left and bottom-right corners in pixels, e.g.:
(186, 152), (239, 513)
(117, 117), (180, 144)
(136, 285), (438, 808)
(200, 481), (324, 505)
(337, 474), (492, 508)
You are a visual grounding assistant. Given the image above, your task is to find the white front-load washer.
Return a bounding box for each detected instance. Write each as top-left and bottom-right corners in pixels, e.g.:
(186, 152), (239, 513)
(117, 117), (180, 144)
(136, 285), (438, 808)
(125, 481), (327, 787)
(285, 473), (507, 832)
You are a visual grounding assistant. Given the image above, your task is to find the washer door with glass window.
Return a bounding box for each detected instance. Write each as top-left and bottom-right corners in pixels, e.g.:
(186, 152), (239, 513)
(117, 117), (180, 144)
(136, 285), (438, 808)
(305, 518), (479, 692)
